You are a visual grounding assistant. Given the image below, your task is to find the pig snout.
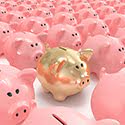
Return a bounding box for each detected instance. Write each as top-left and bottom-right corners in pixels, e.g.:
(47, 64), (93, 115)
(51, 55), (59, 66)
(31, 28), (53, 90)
(33, 51), (43, 61)
(79, 76), (90, 87)
(10, 102), (30, 124)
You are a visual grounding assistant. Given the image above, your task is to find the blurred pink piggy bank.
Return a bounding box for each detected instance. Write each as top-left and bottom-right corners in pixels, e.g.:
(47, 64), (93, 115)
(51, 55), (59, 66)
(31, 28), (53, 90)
(31, 7), (53, 19)
(18, 16), (50, 34)
(90, 1), (107, 9)
(0, 64), (36, 125)
(72, 2), (92, 11)
(104, 13), (125, 36)
(96, 6), (117, 19)
(22, 107), (120, 125)
(55, 5), (74, 14)
(82, 35), (125, 78)
(75, 9), (99, 23)
(45, 24), (84, 50)
(0, 6), (8, 20)
(0, 22), (14, 55)
(4, 32), (45, 70)
(52, 12), (77, 26)
(91, 67), (125, 125)
(114, 3), (125, 14)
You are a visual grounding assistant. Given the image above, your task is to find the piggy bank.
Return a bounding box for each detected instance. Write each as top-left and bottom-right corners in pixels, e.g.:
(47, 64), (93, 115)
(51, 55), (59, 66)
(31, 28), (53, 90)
(75, 8), (99, 23)
(90, 1), (107, 9)
(52, 12), (77, 26)
(96, 5), (117, 19)
(104, 13), (125, 36)
(22, 107), (120, 125)
(91, 68), (125, 125)
(0, 6), (7, 20)
(72, 2), (92, 11)
(31, 7), (53, 19)
(114, 3), (125, 14)
(55, 5), (74, 14)
(0, 21), (14, 55)
(4, 32), (45, 70)
(82, 35), (125, 78)
(18, 16), (50, 34)
(80, 18), (110, 43)
(37, 47), (93, 101)
(0, 64), (36, 125)
(2, 11), (26, 24)
(44, 24), (84, 51)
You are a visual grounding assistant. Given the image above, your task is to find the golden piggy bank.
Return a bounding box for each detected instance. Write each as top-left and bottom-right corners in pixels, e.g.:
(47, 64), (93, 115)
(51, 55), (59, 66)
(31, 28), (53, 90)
(37, 47), (93, 101)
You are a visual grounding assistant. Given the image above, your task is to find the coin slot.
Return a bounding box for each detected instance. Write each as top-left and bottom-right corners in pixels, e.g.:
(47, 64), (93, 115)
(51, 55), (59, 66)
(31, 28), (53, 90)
(59, 47), (67, 51)
(52, 114), (67, 125)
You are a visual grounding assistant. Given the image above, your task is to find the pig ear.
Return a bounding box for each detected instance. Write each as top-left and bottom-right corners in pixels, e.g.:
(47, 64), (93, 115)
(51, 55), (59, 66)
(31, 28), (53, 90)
(97, 119), (120, 125)
(45, 17), (53, 26)
(76, 24), (84, 33)
(112, 17), (121, 25)
(74, 12), (79, 19)
(23, 11), (31, 17)
(120, 37), (125, 45)
(79, 49), (93, 61)
(58, 14), (65, 23)
(88, 23), (97, 33)
(18, 68), (36, 87)
(13, 39), (24, 53)
(37, 32), (48, 43)
(105, 19), (111, 26)
(10, 22), (18, 31)
(57, 28), (65, 40)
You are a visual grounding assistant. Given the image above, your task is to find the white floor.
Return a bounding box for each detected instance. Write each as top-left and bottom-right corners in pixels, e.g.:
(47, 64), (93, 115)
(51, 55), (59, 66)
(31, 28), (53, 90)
(0, 56), (97, 120)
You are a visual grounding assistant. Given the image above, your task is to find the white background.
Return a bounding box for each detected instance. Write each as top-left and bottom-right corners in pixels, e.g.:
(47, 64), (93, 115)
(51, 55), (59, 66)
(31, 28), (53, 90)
(1, 56), (97, 120)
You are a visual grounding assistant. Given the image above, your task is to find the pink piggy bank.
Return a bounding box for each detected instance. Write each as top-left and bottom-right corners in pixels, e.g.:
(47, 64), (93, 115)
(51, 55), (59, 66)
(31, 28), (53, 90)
(4, 32), (45, 70)
(0, 6), (7, 19)
(0, 64), (36, 125)
(2, 11), (26, 24)
(55, 5), (74, 14)
(90, 1), (107, 9)
(79, 18), (110, 43)
(52, 12), (77, 26)
(114, 3), (125, 14)
(31, 7), (53, 19)
(91, 68), (125, 125)
(18, 16), (50, 34)
(22, 107), (120, 125)
(75, 8), (99, 23)
(82, 35), (125, 78)
(104, 13), (125, 36)
(72, 2), (92, 11)
(96, 6), (117, 19)
(0, 21), (14, 55)
(44, 24), (84, 51)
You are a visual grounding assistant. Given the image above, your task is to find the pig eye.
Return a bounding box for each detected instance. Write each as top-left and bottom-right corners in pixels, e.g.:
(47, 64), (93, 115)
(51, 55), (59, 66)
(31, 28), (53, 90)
(75, 65), (79, 69)
(118, 48), (122, 52)
(87, 79), (89, 82)
(41, 24), (43, 26)
(76, 44), (78, 46)
(81, 63), (83, 67)
(18, 17), (21, 19)
(31, 44), (34, 47)
(69, 9), (72, 12)
(7, 92), (12, 97)
(15, 89), (19, 94)
(7, 30), (9, 33)
(35, 43), (38, 46)
(113, 10), (116, 13)
(1, 11), (4, 14)
(21, 17), (23, 19)
(75, 33), (78, 36)
(70, 18), (72, 21)
(44, 24), (46, 26)
(94, 14), (97, 16)
(3, 31), (6, 34)
(102, 26), (105, 28)
(72, 34), (75, 36)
